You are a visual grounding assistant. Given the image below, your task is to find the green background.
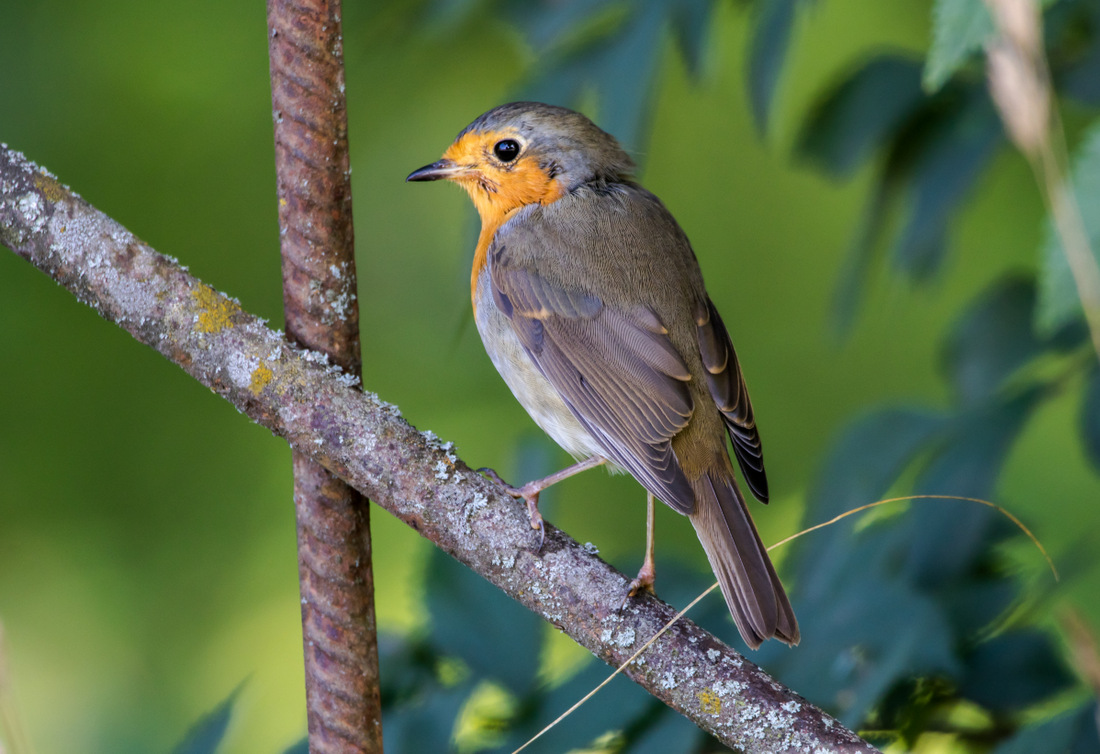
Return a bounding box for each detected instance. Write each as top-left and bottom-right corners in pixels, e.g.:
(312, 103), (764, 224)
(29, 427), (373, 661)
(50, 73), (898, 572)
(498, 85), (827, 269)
(1, 1), (1096, 752)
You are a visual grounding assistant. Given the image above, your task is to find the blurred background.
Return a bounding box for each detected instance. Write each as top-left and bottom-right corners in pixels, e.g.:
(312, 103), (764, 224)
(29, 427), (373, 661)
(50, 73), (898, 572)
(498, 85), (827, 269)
(1, 1), (1098, 752)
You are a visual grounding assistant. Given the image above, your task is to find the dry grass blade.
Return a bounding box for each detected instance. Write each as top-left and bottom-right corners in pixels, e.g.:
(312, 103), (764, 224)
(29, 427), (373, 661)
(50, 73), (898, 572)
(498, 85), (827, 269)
(984, 0), (1100, 359)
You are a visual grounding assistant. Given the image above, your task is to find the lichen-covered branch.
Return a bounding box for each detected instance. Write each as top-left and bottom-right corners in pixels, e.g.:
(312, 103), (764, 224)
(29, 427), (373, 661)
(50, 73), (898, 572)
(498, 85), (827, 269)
(0, 145), (878, 754)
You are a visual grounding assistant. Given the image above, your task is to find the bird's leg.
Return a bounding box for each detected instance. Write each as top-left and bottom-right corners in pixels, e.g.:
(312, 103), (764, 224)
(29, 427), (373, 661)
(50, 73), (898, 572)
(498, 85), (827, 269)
(627, 491), (657, 598)
(479, 455), (607, 550)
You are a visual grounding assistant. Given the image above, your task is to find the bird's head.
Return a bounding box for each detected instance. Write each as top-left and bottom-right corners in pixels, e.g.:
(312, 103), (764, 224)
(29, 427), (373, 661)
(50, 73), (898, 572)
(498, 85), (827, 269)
(406, 102), (635, 224)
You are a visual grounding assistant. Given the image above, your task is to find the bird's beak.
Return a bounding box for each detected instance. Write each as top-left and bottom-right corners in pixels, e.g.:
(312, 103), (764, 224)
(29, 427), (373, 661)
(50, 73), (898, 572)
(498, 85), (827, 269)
(406, 159), (468, 182)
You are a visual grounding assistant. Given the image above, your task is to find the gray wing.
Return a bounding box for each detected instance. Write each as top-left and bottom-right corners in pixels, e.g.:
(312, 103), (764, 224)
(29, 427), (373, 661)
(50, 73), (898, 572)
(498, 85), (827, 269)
(488, 236), (698, 513)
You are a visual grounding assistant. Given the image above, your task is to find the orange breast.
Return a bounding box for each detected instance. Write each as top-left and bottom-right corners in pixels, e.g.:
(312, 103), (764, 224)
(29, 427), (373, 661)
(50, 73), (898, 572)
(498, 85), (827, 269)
(468, 178), (567, 313)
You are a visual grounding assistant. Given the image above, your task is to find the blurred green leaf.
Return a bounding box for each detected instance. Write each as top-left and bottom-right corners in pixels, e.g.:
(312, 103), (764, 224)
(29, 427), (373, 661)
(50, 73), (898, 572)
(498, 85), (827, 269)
(425, 548), (542, 695)
(1083, 363), (1100, 469)
(793, 407), (948, 586)
(993, 700), (1100, 753)
(378, 633), (447, 710)
(830, 170), (901, 334)
(904, 387), (1045, 588)
(943, 276), (1044, 404)
(1037, 118), (1100, 335)
(281, 737), (308, 754)
(763, 548), (959, 726)
(585, 0), (665, 152)
(829, 84), (1002, 329)
(798, 55), (926, 178)
(892, 89), (1002, 280)
(620, 701), (705, 753)
(504, 0), (616, 51)
(383, 685), (469, 753)
(924, 0), (993, 93)
(748, 0), (802, 133)
(513, 658), (655, 753)
(1055, 0), (1100, 105)
(960, 631), (1075, 712)
(517, 1), (664, 153)
(670, 0), (713, 78)
(172, 683), (243, 754)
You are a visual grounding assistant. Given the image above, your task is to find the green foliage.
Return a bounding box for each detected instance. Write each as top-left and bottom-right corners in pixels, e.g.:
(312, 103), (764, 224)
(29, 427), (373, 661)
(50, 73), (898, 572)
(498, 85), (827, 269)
(800, 63), (1003, 330)
(992, 701), (1100, 753)
(924, 0), (995, 93)
(747, 0), (805, 133)
(172, 684), (243, 754)
(502, 0), (715, 153)
(378, 550), (714, 753)
(1038, 120), (1100, 334)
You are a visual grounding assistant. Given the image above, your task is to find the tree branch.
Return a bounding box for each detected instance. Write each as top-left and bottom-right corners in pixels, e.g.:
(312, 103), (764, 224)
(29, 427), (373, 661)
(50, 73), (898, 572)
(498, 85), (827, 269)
(0, 145), (878, 753)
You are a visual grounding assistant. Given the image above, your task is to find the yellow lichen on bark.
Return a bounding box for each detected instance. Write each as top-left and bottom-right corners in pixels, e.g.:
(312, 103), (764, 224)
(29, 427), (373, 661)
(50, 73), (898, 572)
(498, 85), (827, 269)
(191, 284), (240, 334)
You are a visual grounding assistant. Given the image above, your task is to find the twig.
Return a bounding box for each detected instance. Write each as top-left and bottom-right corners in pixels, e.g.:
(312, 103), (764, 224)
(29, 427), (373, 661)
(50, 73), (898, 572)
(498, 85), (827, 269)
(0, 145), (877, 753)
(266, 0), (383, 750)
(984, 0), (1100, 359)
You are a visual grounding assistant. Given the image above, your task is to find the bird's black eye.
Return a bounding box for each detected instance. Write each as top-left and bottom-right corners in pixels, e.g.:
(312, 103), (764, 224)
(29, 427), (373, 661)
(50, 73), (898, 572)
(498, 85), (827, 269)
(493, 139), (520, 163)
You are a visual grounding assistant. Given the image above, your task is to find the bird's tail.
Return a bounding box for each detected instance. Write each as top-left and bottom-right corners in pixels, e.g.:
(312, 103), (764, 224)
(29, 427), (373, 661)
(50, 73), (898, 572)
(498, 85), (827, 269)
(687, 469), (799, 649)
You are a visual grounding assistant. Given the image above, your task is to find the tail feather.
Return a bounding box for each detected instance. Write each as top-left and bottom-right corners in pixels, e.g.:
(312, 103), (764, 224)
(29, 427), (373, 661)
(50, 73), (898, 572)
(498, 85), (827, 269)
(688, 470), (799, 649)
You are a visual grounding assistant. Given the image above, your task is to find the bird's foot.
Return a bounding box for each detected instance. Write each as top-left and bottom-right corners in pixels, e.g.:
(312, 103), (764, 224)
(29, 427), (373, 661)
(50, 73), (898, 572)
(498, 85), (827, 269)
(477, 467), (547, 551)
(621, 560), (657, 610)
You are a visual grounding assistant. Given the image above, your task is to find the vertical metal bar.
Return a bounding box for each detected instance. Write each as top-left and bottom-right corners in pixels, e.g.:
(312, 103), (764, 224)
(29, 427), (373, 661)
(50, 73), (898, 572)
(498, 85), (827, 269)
(266, 0), (383, 750)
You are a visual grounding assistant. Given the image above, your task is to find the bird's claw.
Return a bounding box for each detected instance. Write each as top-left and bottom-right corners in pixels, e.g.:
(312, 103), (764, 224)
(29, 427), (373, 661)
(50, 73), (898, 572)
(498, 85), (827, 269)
(478, 467), (547, 552)
(620, 562), (657, 611)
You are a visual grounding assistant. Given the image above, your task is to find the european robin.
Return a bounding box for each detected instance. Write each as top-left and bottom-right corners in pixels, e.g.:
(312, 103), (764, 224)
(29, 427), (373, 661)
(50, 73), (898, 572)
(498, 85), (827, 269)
(407, 102), (798, 649)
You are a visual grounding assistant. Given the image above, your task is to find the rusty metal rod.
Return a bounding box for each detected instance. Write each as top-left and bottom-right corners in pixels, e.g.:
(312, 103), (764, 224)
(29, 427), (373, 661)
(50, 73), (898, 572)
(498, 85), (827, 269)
(266, 0), (383, 750)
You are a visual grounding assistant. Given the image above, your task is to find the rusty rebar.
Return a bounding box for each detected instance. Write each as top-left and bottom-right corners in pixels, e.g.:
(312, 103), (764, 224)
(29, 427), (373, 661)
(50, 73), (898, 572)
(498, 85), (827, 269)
(266, 0), (382, 750)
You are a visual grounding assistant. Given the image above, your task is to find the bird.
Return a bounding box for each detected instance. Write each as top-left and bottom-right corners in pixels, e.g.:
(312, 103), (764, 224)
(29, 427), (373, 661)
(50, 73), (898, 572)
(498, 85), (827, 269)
(407, 102), (798, 649)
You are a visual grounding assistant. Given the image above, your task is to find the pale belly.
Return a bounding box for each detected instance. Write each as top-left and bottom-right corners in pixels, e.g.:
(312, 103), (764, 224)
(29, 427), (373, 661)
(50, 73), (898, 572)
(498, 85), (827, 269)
(473, 275), (605, 461)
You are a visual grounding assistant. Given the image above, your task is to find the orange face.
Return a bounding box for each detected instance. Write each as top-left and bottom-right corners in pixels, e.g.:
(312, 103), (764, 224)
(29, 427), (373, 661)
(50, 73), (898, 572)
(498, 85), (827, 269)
(434, 129), (566, 225)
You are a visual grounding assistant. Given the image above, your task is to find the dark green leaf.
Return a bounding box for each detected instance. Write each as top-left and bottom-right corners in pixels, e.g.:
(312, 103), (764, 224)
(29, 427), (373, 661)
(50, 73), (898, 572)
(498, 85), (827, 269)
(904, 387), (1045, 588)
(378, 632), (446, 709)
(510, 658), (654, 753)
(924, 0), (994, 93)
(1083, 363), (1100, 469)
(382, 685), (469, 753)
(760, 546), (959, 726)
(281, 737), (308, 754)
(892, 89), (1002, 280)
(798, 55), (926, 178)
(1059, 17), (1100, 106)
(504, 0), (615, 51)
(994, 699), (1100, 754)
(943, 275), (1043, 404)
(171, 683), (244, 754)
(792, 407), (947, 585)
(671, 0), (713, 79)
(748, 0), (799, 134)
(960, 631), (1074, 712)
(585, 1), (665, 153)
(425, 548), (542, 694)
(621, 699), (704, 753)
(1037, 118), (1100, 335)
(517, 2), (664, 154)
(829, 170), (902, 335)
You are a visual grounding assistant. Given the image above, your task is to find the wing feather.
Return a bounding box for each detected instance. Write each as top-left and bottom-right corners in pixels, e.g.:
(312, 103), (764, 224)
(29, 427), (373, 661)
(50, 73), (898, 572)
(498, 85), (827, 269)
(492, 251), (697, 513)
